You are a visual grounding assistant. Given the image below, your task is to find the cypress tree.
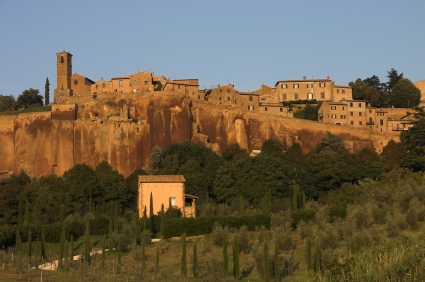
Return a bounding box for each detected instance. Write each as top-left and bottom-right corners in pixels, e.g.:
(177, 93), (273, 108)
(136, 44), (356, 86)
(89, 195), (93, 214)
(45, 77), (50, 105)
(102, 235), (106, 268)
(69, 234), (73, 260)
(117, 236), (122, 272)
(193, 239), (198, 278)
(160, 203), (164, 237)
(40, 226), (46, 261)
(59, 223), (66, 269)
(114, 205), (118, 233)
(307, 238), (312, 271)
(108, 204), (113, 249)
(18, 193), (24, 227)
(143, 206), (147, 231)
(264, 242), (270, 282)
(59, 200), (64, 223)
(64, 237), (69, 264)
(156, 244), (159, 269)
(135, 210), (141, 245)
(223, 235), (228, 278)
(141, 236), (146, 269)
(15, 227), (21, 254)
(27, 230), (32, 258)
(238, 196), (244, 216)
(24, 198), (30, 226)
(314, 241), (321, 273)
(149, 192), (154, 232)
(84, 221), (91, 265)
(181, 233), (187, 278)
(274, 241), (279, 282)
(233, 236), (239, 279)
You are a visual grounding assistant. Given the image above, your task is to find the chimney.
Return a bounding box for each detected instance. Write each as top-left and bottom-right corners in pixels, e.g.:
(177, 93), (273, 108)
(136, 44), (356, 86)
(327, 75), (330, 79)
(303, 76), (306, 80)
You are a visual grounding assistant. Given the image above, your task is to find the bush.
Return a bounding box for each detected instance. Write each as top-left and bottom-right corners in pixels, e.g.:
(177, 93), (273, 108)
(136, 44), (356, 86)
(237, 226), (251, 254)
(291, 209), (316, 228)
(211, 222), (229, 246)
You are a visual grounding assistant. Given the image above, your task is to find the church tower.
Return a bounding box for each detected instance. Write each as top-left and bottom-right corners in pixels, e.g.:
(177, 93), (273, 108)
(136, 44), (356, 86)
(54, 51), (73, 102)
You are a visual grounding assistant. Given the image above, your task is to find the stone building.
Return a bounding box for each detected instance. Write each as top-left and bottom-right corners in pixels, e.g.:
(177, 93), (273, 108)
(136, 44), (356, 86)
(275, 76), (352, 102)
(414, 79), (425, 107)
(137, 175), (197, 218)
(318, 100), (415, 133)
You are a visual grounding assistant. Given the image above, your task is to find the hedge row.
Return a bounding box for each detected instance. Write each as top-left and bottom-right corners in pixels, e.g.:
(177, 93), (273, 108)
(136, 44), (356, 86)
(160, 214), (271, 239)
(0, 216), (110, 248)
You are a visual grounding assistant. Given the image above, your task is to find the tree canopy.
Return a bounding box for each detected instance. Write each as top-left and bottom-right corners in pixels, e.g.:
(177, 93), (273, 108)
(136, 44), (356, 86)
(16, 88), (43, 109)
(389, 78), (421, 108)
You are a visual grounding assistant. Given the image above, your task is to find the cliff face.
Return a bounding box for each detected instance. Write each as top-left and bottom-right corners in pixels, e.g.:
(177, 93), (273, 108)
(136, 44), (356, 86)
(0, 93), (399, 177)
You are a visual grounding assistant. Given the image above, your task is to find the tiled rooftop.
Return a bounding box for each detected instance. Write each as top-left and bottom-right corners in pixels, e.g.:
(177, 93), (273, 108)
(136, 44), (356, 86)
(138, 175), (186, 183)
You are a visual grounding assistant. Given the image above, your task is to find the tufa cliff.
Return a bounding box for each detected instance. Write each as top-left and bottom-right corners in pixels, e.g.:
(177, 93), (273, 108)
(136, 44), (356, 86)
(0, 92), (400, 177)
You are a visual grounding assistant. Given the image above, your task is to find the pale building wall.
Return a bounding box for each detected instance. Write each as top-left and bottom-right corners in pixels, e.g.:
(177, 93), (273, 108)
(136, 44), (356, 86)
(138, 175), (185, 217)
(239, 93), (259, 112)
(70, 73), (94, 96)
(258, 104), (293, 117)
(414, 80), (425, 107)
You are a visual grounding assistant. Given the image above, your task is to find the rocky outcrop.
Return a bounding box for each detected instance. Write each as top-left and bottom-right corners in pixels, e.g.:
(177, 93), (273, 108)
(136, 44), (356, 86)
(0, 93), (399, 177)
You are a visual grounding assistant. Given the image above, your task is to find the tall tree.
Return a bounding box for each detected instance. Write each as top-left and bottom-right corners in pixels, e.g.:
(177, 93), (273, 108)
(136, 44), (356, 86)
(181, 233), (187, 278)
(349, 79), (380, 105)
(264, 242), (270, 281)
(27, 230), (32, 258)
(84, 221), (91, 265)
(41, 226), (46, 260)
(149, 192), (154, 232)
(386, 68), (403, 94)
(0, 95), (16, 111)
(147, 145), (162, 174)
(223, 235), (228, 278)
(274, 241), (279, 282)
(381, 140), (408, 170)
(15, 227), (21, 254)
(389, 78), (421, 108)
(16, 88), (43, 109)
(193, 239), (198, 278)
(400, 108), (425, 171)
(23, 197), (30, 226)
(44, 77), (50, 105)
(233, 236), (239, 279)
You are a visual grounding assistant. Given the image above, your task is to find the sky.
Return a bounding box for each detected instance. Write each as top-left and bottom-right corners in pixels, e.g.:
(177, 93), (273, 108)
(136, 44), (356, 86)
(0, 0), (424, 98)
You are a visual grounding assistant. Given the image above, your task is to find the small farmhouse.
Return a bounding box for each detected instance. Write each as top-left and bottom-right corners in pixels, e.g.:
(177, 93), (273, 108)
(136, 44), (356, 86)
(137, 175), (197, 218)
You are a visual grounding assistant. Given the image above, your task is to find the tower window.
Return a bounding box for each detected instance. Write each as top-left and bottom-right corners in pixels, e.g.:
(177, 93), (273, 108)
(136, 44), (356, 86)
(61, 56), (64, 63)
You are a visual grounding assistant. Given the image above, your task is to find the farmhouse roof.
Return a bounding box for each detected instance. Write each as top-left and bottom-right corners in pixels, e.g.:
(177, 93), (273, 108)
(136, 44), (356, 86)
(138, 175), (186, 183)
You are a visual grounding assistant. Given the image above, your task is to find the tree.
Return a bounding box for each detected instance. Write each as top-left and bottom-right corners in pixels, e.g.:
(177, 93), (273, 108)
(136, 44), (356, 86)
(264, 242), (270, 281)
(381, 140), (408, 170)
(193, 239), (198, 278)
(349, 79), (380, 105)
(95, 161), (126, 205)
(0, 95), (16, 111)
(386, 68), (403, 94)
(45, 78), (50, 105)
(364, 75), (385, 94)
(147, 145), (162, 174)
(149, 192), (154, 232)
(222, 143), (247, 162)
(16, 88), (43, 109)
(319, 132), (346, 155)
(274, 241), (279, 281)
(261, 139), (284, 156)
(233, 236), (240, 279)
(293, 103), (321, 121)
(181, 233), (187, 278)
(84, 221), (91, 264)
(400, 108), (425, 171)
(389, 78), (421, 108)
(223, 235), (228, 278)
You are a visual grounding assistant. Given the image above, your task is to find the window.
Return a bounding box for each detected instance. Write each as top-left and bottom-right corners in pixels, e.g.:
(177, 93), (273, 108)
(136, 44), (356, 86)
(249, 96), (253, 101)
(264, 107), (268, 111)
(341, 115), (346, 119)
(178, 85), (181, 89)
(350, 121), (354, 125)
(96, 84), (98, 89)
(350, 103), (353, 107)
(358, 103), (362, 107)
(369, 109), (372, 113)
(282, 94), (287, 100)
(227, 89), (230, 93)
(280, 107), (283, 112)
(337, 89), (339, 93)
(307, 93), (313, 100)
(227, 97), (230, 101)
(119, 80), (123, 87)
(320, 92), (325, 99)
(359, 121), (362, 125)
(350, 112), (353, 116)
(306, 83), (313, 88)
(281, 84), (287, 89)
(359, 112), (362, 116)
(234, 99), (237, 104)
(185, 86), (188, 93)
(170, 197), (176, 207)
(293, 84), (299, 89)
(331, 106), (336, 110)
(294, 93), (299, 100)
(134, 80), (137, 85)
(319, 82), (326, 87)
(103, 83), (105, 88)
(342, 89), (345, 94)
(144, 81), (148, 85)
(342, 107), (345, 110)
(331, 114), (336, 119)
(198, 95), (200, 99)
(219, 97), (222, 101)
(60, 56), (64, 63)
(248, 105), (254, 111)
(380, 119), (384, 126)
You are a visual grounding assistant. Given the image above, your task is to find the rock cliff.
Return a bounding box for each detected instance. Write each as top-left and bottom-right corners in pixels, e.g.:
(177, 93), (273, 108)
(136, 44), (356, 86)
(0, 93), (399, 177)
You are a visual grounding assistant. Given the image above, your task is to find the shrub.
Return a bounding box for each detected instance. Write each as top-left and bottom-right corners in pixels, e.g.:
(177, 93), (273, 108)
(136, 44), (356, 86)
(211, 222), (229, 246)
(237, 226), (251, 254)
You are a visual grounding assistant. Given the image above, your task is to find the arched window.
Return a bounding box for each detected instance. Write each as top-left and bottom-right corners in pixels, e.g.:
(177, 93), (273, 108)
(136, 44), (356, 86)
(60, 56), (64, 63)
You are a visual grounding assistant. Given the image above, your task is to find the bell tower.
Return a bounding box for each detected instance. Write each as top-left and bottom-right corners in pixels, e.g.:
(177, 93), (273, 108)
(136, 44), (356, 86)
(54, 51), (73, 102)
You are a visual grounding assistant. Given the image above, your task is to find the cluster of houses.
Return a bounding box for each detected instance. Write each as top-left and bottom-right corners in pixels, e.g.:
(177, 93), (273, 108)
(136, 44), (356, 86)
(55, 50), (425, 134)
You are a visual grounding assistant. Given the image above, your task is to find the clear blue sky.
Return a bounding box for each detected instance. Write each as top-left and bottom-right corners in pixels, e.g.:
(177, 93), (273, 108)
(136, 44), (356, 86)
(0, 0), (424, 98)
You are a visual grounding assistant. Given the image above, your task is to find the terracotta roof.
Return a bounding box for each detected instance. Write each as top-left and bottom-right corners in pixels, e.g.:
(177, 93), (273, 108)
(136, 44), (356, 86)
(139, 175), (186, 183)
(184, 194), (198, 199)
